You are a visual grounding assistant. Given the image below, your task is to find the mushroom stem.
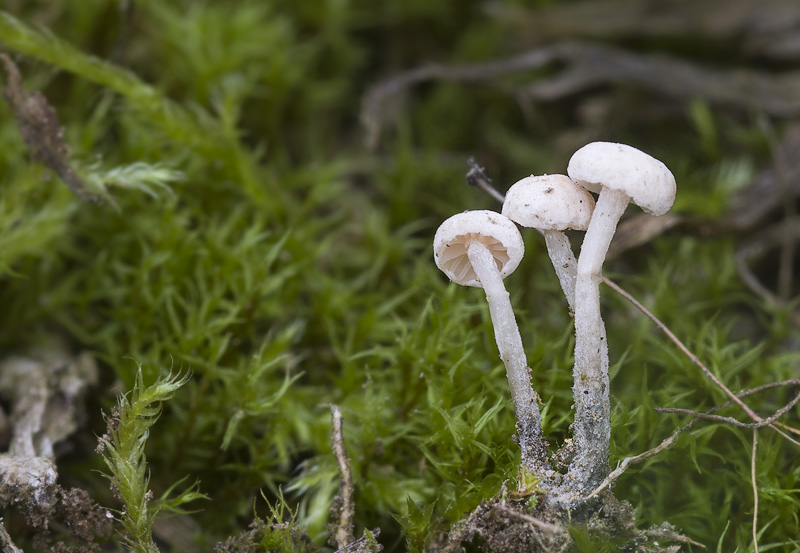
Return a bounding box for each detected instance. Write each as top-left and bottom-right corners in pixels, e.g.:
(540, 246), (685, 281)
(568, 187), (629, 492)
(467, 240), (549, 473)
(543, 230), (578, 313)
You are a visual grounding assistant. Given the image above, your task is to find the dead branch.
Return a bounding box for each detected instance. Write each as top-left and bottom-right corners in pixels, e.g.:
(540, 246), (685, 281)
(0, 54), (99, 202)
(518, 43), (800, 113)
(653, 384), (800, 428)
(466, 157), (505, 204)
(333, 528), (382, 553)
(751, 428), (760, 553)
(330, 405), (355, 549)
(486, 0), (800, 62)
(362, 41), (800, 148)
(587, 379), (800, 500)
(601, 277), (748, 413)
(637, 524), (706, 548)
(602, 276), (800, 446)
(0, 518), (23, 553)
(491, 503), (562, 535)
(362, 44), (568, 148)
(585, 415), (701, 500)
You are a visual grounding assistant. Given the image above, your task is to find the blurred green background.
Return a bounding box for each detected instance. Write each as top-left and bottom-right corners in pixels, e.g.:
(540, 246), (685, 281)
(0, 0), (798, 551)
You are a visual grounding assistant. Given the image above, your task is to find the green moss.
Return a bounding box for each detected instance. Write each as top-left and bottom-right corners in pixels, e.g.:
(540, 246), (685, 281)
(98, 369), (204, 553)
(0, 1), (797, 551)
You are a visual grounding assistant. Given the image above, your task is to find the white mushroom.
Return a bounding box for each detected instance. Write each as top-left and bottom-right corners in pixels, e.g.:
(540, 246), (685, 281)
(502, 174), (595, 313)
(434, 210), (548, 472)
(565, 142), (676, 492)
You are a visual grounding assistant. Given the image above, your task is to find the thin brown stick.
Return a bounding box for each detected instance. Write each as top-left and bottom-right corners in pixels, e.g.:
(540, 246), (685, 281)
(776, 420), (800, 436)
(466, 157), (506, 204)
(638, 527), (706, 548)
(0, 54), (99, 203)
(333, 529), (381, 553)
(601, 277), (754, 415)
(731, 380), (800, 444)
(606, 274), (800, 446)
(651, 408), (800, 447)
(765, 425), (800, 447)
(0, 518), (23, 553)
(492, 504), (562, 534)
(751, 428), (760, 553)
(602, 277), (761, 420)
(654, 387), (800, 429)
(362, 41), (800, 149)
(586, 379), (800, 500)
(361, 45), (566, 148)
(330, 405), (355, 549)
(585, 416), (701, 500)
(737, 379), (800, 395)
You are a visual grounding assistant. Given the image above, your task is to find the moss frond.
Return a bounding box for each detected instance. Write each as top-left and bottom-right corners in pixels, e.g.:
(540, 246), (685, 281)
(98, 368), (201, 553)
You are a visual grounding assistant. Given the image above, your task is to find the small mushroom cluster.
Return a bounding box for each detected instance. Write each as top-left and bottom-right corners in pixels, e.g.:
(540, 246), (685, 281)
(433, 142), (676, 497)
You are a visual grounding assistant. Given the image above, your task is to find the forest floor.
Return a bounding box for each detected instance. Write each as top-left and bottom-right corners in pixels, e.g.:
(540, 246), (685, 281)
(0, 1), (799, 552)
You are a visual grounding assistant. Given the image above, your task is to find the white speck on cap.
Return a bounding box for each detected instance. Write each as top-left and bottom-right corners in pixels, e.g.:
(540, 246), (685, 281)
(502, 174), (595, 231)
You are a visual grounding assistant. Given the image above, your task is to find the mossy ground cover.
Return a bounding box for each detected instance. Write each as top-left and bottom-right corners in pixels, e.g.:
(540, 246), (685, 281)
(0, 1), (798, 551)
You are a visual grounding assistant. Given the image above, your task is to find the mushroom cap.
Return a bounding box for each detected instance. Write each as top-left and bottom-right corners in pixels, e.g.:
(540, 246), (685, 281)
(567, 142), (676, 216)
(433, 210), (524, 288)
(502, 174), (595, 231)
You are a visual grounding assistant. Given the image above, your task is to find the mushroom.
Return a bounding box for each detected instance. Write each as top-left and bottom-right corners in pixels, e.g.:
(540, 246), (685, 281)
(565, 142), (676, 491)
(434, 210), (548, 472)
(502, 174), (595, 313)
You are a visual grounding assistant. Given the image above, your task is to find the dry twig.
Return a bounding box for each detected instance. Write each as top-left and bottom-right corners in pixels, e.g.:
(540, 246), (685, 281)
(466, 157), (505, 204)
(653, 388), (800, 429)
(638, 525), (706, 549)
(333, 529), (382, 553)
(0, 518), (23, 553)
(602, 276), (800, 447)
(487, 0), (800, 62)
(330, 404), (355, 549)
(0, 54), (98, 202)
(362, 41), (800, 148)
(587, 379), (800, 500)
(492, 503), (562, 535)
(585, 417), (700, 501)
(751, 428), (760, 553)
